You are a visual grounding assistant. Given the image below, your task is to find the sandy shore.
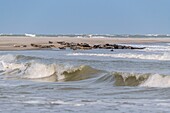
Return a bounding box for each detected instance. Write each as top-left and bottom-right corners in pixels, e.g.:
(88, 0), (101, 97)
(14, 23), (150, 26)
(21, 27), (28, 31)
(0, 36), (170, 51)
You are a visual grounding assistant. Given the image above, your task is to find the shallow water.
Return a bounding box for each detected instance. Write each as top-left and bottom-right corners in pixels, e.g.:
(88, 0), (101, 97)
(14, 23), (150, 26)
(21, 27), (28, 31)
(0, 42), (170, 113)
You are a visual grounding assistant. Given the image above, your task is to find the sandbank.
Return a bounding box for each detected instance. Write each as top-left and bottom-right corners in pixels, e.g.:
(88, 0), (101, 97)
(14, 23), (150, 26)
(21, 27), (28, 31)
(0, 36), (170, 51)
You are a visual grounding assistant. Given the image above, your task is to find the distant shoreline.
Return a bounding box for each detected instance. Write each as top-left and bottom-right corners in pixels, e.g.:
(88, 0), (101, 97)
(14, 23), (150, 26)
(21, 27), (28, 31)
(1, 34), (170, 38)
(0, 36), (170, 51)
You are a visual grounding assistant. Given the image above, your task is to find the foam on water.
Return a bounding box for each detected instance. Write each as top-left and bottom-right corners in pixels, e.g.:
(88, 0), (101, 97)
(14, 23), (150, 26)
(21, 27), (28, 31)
(140, 74), (170, 87)
(25, 33), (36, 37)
(24, 62), (56, 79)
(23, 99), (85, 107)
(0, 54), (101, 82)
(0, 54), (25, 73)
(139, 45), (170, 52)
(23, 62), (89, 81)
(67, 52), (170, 60)
(1, 38), (170, 113)
(0, 54), (17, 62)
(0, 53), (170, 88)
(113, 72), (170, 88)
(0, 62), (25, 70)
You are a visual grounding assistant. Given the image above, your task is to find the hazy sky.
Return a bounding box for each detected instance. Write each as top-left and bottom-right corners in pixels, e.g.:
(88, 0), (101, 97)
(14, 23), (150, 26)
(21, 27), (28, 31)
(0, 0), (170, 34)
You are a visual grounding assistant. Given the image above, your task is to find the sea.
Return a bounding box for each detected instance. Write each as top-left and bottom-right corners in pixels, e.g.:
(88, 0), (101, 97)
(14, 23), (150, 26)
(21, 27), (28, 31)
(0, 34), (170, 113)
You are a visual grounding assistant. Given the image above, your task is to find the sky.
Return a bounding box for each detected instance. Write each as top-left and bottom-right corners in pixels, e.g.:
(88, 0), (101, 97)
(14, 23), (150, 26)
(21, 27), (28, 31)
(0, 0), (170, 34)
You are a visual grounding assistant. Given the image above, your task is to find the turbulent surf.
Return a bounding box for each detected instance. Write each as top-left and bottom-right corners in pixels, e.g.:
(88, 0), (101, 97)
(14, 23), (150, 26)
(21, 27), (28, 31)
(0, 42), (170, 113)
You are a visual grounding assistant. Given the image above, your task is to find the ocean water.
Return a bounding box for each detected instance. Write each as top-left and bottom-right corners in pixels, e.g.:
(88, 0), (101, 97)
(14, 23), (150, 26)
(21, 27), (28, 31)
(1, 33), (170, 38)
(0, 41), (170, 113)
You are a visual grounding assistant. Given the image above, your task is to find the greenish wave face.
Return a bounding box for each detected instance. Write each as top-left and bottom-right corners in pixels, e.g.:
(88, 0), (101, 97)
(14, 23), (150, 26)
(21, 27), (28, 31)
(62, 66), (102, 81)
(113, 72), (149, 86)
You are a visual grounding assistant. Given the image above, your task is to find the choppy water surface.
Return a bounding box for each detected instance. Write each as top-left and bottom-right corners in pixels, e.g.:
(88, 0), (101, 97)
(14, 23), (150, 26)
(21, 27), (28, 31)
(0, 42), (170, 113)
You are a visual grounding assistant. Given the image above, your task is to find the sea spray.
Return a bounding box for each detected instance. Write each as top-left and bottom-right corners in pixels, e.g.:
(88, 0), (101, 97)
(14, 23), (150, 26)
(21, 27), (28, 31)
(112, 72), (170, 88)
(140, 74), (170, 87)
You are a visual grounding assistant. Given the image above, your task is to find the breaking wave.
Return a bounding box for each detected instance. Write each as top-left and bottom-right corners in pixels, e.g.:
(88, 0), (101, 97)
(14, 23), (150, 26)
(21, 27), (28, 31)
(0, 54), (101, 82)
(25, 33), (36, 37)
(1, 33), (170, 38)
(0, 62), (101, 82)
(1, 54), (170, 88)
(67, 52), (170, 60)
(112, 72), (170, 88)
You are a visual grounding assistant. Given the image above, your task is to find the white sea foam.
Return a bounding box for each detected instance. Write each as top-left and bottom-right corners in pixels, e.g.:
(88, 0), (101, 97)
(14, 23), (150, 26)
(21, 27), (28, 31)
(24, 62), (56, 79)
(0, 54), (16, 62)
(145, 34), (159, 37)
(23, 62), (77, 80)
(0, 54), (90, 81)
(25, 33), (36, 37)
(24, 100), (85, 106)
(144, 45), (170, 52)
(67, 52), (170, 60)
(0, 54), (20, 72)
(120, 44), (170, 52)
(0, 62), (25, 70)
(114, 72), (170, 88)
(140, 74), (170, 88)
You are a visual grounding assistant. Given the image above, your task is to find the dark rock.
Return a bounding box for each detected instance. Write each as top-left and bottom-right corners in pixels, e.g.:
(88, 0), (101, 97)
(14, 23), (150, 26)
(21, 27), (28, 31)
(38, 45), (51, 48)
(104, 46), (113, 49)
(49, 41), (53, 44)
(21, 45), (27, 47)
(59, 47), (66, 50)
(93, 44), (101, 48)
(35, 45), (39, 47)
(31, 43), (35, 47)
(46, 45), (51, 48)
(57, 41), (66, 45)
(31, 44), (40, 47)
(113, 44), (119, 49)
(56, 42), (145, 50)
(31, 43), (54, 48)
(131, 47), (146, 49)
(104, 43), (113, 46)
(50, 45), (55, 47)
(79, 43), (91, 47)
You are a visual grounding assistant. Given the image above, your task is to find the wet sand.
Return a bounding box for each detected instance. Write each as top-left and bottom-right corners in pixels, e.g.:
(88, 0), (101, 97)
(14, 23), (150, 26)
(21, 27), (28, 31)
(0, 36), (170, 51)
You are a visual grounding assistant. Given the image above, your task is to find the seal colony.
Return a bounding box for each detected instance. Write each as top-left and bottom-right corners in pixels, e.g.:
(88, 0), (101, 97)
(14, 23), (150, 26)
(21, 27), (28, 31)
(56, 41), (146, 50)
(29, 41), (145, 51)
(0, 36), (170, 51)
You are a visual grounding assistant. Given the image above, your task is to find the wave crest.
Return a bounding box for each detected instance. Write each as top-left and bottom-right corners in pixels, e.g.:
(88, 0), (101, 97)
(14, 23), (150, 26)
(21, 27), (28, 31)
(1, 54), (170, 88)
(68, 52), (170, 60)
(0, 57), (101, 82)
(25, 33), (36, 37)
(113, 72), (170, 87)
